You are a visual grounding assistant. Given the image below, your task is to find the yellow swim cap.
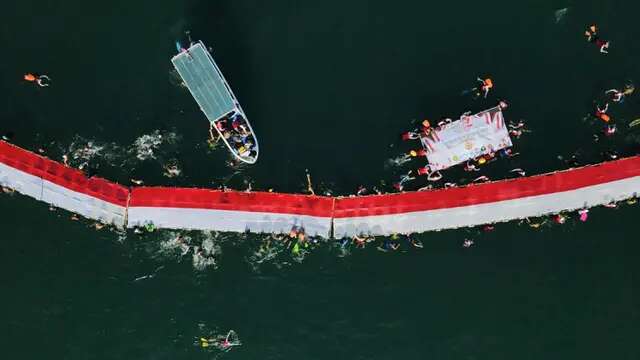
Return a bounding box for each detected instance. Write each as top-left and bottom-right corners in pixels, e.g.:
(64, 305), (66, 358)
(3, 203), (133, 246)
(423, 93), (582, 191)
(410, 150), (417, 157)
(478, 158), (487, 165)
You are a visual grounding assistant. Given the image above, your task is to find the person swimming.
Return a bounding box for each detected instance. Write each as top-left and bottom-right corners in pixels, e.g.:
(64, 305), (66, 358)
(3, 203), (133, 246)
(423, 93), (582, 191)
(585, 25), (609, 54)
(578, 209), (589, 222)
(606, 84), (635, 103)
(477, 77), (494, 98)
(594, 103), (610, 123)
(24, 73), (51, 87)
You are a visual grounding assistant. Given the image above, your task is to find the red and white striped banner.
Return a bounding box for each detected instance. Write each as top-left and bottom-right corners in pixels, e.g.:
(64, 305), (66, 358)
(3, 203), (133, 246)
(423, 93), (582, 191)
(1, 141), (639, 238)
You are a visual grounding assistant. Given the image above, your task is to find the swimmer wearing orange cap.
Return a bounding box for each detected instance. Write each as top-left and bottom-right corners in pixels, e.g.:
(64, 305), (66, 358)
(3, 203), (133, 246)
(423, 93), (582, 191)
(24, 73), (51, 87)
(477, 77), (494, 98)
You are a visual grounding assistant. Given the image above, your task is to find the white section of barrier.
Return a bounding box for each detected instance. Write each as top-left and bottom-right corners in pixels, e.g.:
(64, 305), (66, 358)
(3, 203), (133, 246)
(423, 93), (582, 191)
(127, 207), (333, 237)
(333, 176), (640, 237)
(0, 162), (43, 200)
(41, 179), (127, 226)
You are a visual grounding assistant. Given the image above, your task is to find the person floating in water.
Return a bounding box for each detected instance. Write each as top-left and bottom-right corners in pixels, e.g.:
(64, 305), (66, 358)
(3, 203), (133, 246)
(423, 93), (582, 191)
(584, 25), (609, 54)
(578, 208), (589, 222)
(605, 84), (635, 103)
(594, 103), (610, 123)
(477, 77), (494, 98)
(393, 170), (416, 191)
(198, 330), (241, 351)
(24, 73), (51, 87)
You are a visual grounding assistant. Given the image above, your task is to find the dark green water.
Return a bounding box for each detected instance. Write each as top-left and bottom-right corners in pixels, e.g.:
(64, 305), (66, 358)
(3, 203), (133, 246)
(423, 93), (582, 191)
(2, 1), (640, 359)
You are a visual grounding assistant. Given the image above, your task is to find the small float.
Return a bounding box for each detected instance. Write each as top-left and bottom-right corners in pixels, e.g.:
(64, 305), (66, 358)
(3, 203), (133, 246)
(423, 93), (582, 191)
(172, 41), (259, 164)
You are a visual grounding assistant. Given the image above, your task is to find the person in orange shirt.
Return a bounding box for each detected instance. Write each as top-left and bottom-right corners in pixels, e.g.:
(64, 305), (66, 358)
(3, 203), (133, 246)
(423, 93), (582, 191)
(24, 73), (51, 87)
(476, 77), (493, 98)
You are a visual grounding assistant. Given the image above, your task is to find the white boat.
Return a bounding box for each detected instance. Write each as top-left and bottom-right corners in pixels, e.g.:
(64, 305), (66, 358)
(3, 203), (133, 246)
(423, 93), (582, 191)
(172, 41), (259, 164)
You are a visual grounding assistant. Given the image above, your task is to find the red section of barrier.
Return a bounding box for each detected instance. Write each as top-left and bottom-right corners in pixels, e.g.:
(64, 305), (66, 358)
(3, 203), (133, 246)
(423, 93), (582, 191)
(129, 187), (334, 217)
(333, 156), (640, 218)
(0, 141), (129, 206)
(3, 140), (640, 220)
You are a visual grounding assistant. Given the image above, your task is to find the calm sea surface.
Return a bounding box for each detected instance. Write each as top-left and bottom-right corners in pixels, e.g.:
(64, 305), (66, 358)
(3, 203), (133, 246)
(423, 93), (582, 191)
(2, 1), (640, 359)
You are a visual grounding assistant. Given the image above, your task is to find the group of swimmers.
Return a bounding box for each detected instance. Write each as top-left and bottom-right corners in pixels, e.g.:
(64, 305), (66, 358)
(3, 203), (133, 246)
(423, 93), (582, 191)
(393, 99), (525, 191)
(210, 111), (257, 159)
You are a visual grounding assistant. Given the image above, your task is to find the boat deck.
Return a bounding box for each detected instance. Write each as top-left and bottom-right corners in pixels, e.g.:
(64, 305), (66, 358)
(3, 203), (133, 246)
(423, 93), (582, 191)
(172, 42), (237, 122)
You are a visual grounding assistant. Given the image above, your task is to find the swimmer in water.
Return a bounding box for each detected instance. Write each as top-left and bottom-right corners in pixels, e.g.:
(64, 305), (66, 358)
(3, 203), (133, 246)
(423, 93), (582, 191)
(353, 234), (370, 248)
(427, 170), (443, 182)
(24, 73), (51, 87)
(585, 25), (609, 54)
(510, 168), (526, 177)
(525, 217), (547, 229)
(402, 131), (420, 141)
(473, 175), (490, 183)
(604, 124), (616, 136)
(463, 239), (474, 248)
(594, 103), (610, 123)
(444, 182), (457, 188)
(464, 160), (480, 172)
(131, 179), (144, 185)
(553, 214), (567, 224)
(476, 77), (494, 98)
(356, 186), (368, 196)
(578, 209), (589, 222)
(509, 119), (526, 130)
(394, 170), (416, 191)
(409, 237), (423, 249)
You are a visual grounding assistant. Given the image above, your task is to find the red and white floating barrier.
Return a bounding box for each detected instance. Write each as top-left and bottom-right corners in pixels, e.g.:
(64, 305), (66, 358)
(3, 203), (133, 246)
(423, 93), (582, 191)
(1, 140), (639, 237)
(332, 157), (640, 237)
(0, 141), (129, 226)
(128, 187), (334, 237)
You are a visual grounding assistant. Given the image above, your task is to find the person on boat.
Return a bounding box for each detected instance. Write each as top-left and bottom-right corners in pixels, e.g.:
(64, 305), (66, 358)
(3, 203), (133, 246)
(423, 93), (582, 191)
(594, 103), (610, 122)
(24, 73), (51, 87)
(585, 25), (609, 54)
(216, 119), (228, 131)
(477, 77), (494, 98)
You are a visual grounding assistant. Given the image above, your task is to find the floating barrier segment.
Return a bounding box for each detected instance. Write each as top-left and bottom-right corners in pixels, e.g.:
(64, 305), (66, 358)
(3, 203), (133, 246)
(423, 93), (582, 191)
(0, 141), (129, 226)
(1, 140), (639, 237)
(332, 157), (640, 237)
(128, 187), (334, 237)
